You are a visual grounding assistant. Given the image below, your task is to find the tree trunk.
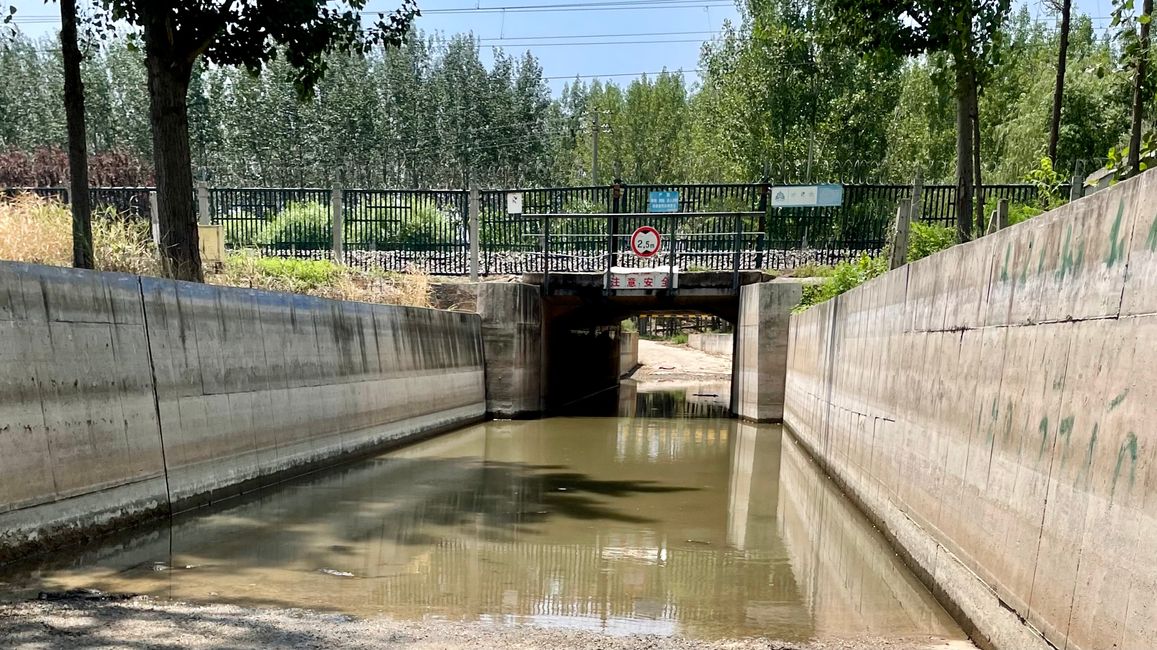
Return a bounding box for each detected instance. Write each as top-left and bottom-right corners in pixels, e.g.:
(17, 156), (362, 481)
(145, 48), (202, 282)
(1127, 0), (1153, 178)
(972, 71), (985, 235)
(1048, 0), (1072, 163)
(61, 0), (92, 270)
(954, 62), (975, 242)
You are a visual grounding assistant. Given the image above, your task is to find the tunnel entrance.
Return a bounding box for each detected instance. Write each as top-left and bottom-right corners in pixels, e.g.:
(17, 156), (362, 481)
(477, 276), (801, 422)
(534, 269), (757, 415)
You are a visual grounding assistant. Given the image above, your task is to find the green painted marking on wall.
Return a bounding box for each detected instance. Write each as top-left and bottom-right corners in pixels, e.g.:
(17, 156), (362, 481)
(1106, 199), (1127, 267)
(1148, 215), (1157, 252)
(985, 398), (999, 443)
(1038, 416), (1051, 460)
(1079, 423), (1099, 486)
(1059, 417), (1078, 470)
(1001, 242), (1011, 283)
(1056, 225), (1076, 282)
(1110, 390), (1129, 410)
(1111, 432), (1140, 501)
(1038, 247), (1046, 275)
(1004, 401), (1014, 441)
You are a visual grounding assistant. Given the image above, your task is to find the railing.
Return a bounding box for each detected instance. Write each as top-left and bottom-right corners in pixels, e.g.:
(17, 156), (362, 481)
(1, 182), (1060, 274)
(536, 211), (764, 293)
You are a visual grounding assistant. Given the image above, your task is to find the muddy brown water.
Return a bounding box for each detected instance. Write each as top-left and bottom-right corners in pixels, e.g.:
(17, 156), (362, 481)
(0, 383), (968, 644)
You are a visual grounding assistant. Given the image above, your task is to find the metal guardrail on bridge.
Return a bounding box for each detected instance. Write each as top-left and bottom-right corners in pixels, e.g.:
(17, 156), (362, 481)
(534, 211), (765, 294)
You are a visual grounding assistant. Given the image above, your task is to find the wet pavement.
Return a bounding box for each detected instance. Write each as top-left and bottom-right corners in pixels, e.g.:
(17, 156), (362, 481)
(0, 383), (969, 645)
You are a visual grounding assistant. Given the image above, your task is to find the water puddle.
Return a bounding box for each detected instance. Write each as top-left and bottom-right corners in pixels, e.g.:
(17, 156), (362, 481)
(0, 386), (967, 643)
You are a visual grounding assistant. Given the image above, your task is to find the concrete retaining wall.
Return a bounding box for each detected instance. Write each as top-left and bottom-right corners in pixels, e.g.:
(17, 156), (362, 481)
(477, 283), (543, 418)
(0, 262), (486, 563)
(687, 333), (732, 357)
(731, 281), (801, 422)
(783, 170), (1157, 650)
(619, 331), (639, 377)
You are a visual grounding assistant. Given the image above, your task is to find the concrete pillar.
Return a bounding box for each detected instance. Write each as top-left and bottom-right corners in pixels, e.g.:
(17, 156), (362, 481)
(331, 187), (343, 262)
(477, 282), (544, 418)
(149, 191), (160, 249)
(196, 181), (210, 225)
(731, 280), (803, 422)
(618, 330), (639, 378)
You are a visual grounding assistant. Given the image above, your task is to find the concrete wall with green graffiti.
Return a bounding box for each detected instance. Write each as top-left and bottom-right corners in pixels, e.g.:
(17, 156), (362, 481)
(783, 170), (1157, 650)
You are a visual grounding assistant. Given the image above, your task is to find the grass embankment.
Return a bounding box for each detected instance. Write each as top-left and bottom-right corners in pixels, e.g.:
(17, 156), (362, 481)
(0, 195), (431, 308)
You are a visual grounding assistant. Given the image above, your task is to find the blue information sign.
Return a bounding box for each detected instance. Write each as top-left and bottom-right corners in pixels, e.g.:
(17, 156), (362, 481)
(648, 191), (680, 213)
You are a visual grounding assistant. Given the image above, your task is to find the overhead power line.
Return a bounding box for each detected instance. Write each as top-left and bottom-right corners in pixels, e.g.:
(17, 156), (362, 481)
(489, 38), (707, 47)
(377, 0), (734, 14)
(543, 69), (701, 80)
(477, 29), (717, 42)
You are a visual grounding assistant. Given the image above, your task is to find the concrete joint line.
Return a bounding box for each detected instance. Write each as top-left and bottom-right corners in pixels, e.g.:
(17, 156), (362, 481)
(136, 277), (173, 515)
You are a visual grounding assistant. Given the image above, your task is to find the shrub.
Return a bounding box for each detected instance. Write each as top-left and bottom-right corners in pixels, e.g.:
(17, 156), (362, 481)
(907, 221), (957, 263)
(983, 198), (1045, 229)
(257, 201), (331, 249)
(394, 201), (456, 248)
(795, 253), (886, 313)
(669, 332), (689, 345)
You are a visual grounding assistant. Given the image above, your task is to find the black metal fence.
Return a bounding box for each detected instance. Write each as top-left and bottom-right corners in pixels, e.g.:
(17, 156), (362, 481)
(2, 182), (1057, 273)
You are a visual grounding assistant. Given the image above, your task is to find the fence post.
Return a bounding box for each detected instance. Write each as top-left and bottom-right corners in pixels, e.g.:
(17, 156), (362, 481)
(889, 199), (912, 270)
(755, 175), (769, 269)
(469, 183), (480, 281)
(543, 211), (551, 294)
(196, 181), (210, 225)
(331, 187), (343, 263)
(910, 168), (924, 223)
(610, 177), (622, 268)
(149, 190), (161, 249)
(1070, 160), (1085, 202)
(996, 199), (1009, 231)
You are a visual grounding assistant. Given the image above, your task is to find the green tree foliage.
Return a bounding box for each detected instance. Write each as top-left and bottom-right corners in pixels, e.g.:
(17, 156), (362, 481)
(0, 3), (1147, 194)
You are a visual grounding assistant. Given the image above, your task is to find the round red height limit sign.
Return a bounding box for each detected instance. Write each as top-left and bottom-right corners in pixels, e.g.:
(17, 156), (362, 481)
(630, 226), (662, 258)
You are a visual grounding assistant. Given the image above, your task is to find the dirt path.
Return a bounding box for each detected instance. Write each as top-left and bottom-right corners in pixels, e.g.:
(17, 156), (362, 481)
(0, 599), (972, 650)
(631, 339), (733, 384)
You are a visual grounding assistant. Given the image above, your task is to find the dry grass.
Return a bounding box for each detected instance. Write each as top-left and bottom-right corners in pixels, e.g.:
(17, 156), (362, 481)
(208, 252), (432, 308)
(0, 194), (432, 309)
(0, 194), (161, 274)
(0, 194), (73, 266)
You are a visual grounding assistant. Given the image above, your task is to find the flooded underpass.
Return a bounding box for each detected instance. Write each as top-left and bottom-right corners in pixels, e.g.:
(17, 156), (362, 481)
(0, 382), (971, 648)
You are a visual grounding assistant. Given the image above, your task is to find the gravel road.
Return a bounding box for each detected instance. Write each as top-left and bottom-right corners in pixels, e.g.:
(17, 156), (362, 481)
(0, 598), (974, 650)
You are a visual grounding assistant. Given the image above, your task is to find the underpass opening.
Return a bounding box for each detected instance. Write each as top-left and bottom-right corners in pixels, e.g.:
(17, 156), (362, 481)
(544, 300), (737, 417)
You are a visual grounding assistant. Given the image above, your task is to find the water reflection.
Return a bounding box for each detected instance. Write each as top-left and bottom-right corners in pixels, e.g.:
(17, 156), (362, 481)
(0, 405), (965, 643)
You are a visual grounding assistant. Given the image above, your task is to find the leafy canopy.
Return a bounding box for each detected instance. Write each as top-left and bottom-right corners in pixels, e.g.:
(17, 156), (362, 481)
(105, 0), (419, 94)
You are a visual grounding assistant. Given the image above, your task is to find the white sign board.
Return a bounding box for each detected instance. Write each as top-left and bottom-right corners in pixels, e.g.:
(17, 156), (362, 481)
(506, 192), (524, 215)
(770, 184), (844, 208)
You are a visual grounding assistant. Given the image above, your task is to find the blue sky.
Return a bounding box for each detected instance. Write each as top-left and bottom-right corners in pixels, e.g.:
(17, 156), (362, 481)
(6, 0), (1120, 94)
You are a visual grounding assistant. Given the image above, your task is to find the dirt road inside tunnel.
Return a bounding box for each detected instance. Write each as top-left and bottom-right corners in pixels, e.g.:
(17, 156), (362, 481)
(630, 339), (733, 384)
